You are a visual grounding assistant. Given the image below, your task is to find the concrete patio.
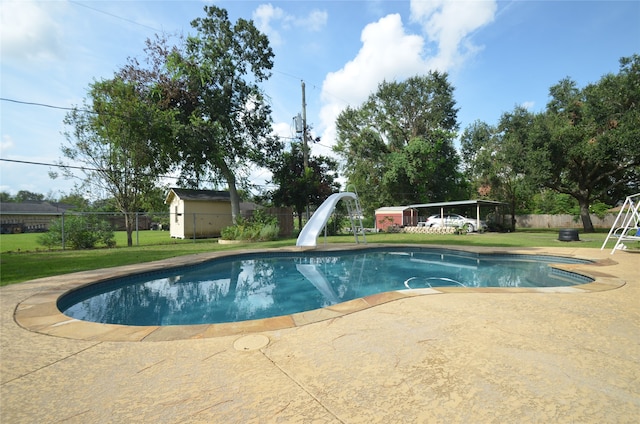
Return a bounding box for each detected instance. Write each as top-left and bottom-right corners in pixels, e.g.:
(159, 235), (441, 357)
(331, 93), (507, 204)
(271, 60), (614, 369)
(1, 245), (638, 423)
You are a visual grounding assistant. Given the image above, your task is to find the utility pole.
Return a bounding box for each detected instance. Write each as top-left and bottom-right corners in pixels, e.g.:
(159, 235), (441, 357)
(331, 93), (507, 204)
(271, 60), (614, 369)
(301, 80), (310, 221)
(301, 80), (308, 169)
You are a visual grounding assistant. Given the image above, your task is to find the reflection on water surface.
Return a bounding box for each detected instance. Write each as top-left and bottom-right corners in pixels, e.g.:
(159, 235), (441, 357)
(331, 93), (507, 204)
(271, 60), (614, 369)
(59, 249), (592, 326)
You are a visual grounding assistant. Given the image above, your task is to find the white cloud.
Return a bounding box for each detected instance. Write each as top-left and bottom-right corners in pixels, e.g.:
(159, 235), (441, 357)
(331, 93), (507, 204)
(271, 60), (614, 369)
(410, 0), (497, 69)
(0, 135), (14, 155)
(272, 121), (297, 140)
(0, 1), (65, 63)
(521, 101), (535, 110)
(252, 4), (327, 46)
(317, 1), (497, 153)
(253, 4), (286, 46)
(318, 13), (429, 151)
(296, 9), (328, 32)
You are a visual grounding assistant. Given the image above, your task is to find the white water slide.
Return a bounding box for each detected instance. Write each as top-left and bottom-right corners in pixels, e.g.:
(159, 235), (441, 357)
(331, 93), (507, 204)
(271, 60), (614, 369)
(295, 264), (340, 304)
(296, 192), (364, 247)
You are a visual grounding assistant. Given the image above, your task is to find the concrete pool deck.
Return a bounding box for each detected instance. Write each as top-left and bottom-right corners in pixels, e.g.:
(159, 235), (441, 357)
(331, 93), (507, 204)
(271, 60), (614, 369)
(1, 245), (639, 422)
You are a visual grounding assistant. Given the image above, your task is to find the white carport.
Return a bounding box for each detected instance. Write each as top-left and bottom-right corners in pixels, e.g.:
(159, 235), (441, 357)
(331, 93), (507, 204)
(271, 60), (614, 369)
(408, 200), (507, 230)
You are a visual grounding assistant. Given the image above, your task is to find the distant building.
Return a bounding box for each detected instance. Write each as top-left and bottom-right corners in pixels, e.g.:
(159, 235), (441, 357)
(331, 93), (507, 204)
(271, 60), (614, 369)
(165, 188), (234, 239)
(0, 201), (74, 233)
(374, 206), (418, 232)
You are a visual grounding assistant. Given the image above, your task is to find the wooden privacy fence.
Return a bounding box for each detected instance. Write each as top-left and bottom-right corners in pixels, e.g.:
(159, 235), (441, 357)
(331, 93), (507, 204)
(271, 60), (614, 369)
(511, 214), (617, 229)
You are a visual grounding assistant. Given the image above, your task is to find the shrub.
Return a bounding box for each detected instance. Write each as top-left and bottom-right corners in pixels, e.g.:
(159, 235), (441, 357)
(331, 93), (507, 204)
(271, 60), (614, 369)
(220, 224), (241, 240)
(326, 215), (347, 236)
(37, 220), (63, 249)
(221, 211), (279, 241)
(38, 215), (116, 250)
(590, 201), (612, 220)
(259, 223), (280, 240)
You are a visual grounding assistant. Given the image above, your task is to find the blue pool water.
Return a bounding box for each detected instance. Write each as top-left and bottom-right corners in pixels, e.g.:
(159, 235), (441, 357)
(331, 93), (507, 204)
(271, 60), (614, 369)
(58, 247), (593, 326)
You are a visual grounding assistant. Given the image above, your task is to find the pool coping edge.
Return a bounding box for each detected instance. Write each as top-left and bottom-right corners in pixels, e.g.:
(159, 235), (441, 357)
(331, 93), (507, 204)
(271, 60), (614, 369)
(13, 244), (625, 342)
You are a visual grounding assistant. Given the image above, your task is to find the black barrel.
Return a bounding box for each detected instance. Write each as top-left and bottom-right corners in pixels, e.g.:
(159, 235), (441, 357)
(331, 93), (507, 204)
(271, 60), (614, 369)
(558, 229), (580, 242)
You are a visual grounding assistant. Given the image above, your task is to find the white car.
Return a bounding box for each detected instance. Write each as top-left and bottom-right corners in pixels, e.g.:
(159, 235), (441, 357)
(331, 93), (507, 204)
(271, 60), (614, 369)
(424, 214), (486, 232)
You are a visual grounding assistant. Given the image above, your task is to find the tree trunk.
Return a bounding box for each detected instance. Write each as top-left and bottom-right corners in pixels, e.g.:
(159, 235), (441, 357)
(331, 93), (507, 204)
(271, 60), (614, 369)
(297, 206), (304, 231)
(219, 161), (241, 223)
(228, 181), (240, 224)
(578, 199), (595, 233)
(124, 212), (134, 247)
(509, 198), (517, 232)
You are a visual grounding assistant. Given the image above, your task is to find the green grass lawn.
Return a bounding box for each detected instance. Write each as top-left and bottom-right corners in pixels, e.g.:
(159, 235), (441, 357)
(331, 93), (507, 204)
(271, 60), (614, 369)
(0, 229), (611, 286)
(0, 230), (199, 252)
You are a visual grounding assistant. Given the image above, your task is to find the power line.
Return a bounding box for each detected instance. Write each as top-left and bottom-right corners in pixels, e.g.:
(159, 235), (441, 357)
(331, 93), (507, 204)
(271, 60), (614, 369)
(0, 158), (277, 189)
(0, 98), (334, 150)
(272, 68), (352, 106)
(0, 157), (137, 174)
(69, 1), (163, 33)
(0, 97), (90, 113)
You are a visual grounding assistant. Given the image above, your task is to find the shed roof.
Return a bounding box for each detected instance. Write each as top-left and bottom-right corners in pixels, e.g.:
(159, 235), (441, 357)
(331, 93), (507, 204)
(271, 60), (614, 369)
(375, 206), (415, 213)
(165, 188), (231, 204)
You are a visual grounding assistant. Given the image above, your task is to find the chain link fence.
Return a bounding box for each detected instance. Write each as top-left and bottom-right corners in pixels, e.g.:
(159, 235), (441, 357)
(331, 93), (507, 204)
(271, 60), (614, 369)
(1, 207), (295, 249)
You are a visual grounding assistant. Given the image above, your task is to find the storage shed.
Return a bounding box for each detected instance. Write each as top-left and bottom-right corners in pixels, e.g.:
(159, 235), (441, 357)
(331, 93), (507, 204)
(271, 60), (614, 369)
(165, 188), (233, 239)
(374, 206), (417, 232)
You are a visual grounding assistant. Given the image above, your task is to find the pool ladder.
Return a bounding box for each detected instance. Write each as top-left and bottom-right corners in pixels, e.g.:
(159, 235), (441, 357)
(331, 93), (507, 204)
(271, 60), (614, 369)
(345, 188), (366, 244)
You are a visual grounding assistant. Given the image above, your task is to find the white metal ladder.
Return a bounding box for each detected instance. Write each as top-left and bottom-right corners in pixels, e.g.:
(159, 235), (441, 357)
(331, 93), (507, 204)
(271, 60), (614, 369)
(601, 193), (640, 254)
(345, 188), (366, 244)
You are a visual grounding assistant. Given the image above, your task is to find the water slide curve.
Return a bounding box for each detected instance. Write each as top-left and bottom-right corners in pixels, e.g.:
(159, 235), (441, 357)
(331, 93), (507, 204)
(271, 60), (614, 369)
(296, 192), (358, 247)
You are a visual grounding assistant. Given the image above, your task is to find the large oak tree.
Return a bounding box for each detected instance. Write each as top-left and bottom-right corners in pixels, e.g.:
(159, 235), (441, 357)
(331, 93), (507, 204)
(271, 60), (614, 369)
(525, 55), (640, 232)
(334, 73), (464, 215)
(462, 55), (640, 232)
(154, 5), (282, 221)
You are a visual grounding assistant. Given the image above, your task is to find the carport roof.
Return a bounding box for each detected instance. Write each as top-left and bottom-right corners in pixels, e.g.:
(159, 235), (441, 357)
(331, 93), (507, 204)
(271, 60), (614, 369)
(408, 199), (506, 209)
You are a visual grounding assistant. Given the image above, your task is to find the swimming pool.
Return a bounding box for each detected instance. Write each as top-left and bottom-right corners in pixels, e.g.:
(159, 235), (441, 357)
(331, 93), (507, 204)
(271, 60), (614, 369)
(58, 247), (593, 326)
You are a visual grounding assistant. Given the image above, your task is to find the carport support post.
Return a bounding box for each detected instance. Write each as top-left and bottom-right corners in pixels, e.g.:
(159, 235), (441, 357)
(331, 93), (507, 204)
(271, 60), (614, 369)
(193, 213), (196, 243)
(477, 204), (481, 230)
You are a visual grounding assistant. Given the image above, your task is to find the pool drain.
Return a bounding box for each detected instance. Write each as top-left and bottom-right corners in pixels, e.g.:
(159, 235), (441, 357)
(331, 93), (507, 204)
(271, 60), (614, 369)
(233, 334), (270, 351)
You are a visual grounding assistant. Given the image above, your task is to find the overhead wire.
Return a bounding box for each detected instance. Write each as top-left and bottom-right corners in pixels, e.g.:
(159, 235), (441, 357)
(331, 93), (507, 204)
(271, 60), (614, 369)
(2, 0), (344, 188)
(1, 97), (334, 149)
(0, 97), (92, 114)
(0, 158), (277, 190)
(69, 0), (163, 33)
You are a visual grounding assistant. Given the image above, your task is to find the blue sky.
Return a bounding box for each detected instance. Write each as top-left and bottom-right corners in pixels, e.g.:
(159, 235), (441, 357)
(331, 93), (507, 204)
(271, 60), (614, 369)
(1, 0), (638, 199)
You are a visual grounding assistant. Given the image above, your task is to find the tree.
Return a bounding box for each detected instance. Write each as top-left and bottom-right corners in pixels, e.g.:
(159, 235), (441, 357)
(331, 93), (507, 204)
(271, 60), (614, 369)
(461, 115), (536, 231)
(334, 108), (389, 213)
(460, 120), (495, 191)
(150, 5), (282, 222)
(58, 192), (90, 210)
(495, 108), (538, 229)
(268, 143), (340, 229)
(334, 73), (463, 215)
(60, 76), (176, 246)
(14, 190), (44, 202)
(524, 55), (640, 232)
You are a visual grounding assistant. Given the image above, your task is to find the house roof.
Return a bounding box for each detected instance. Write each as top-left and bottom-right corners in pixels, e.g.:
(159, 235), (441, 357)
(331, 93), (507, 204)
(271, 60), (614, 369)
(165, 188), (231, 204)
(0, 201), (75, 214)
